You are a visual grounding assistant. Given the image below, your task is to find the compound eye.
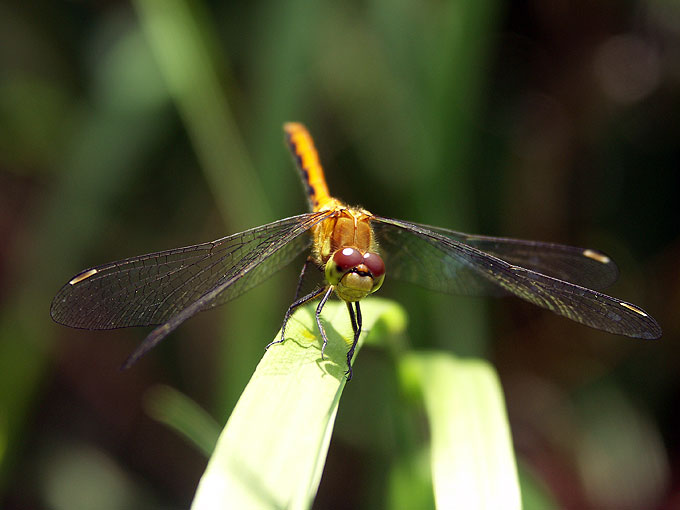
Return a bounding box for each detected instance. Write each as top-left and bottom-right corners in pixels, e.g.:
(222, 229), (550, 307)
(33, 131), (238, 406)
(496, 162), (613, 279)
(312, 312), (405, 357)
(333, 247), (363, 272)
(363, 252), (385, 277)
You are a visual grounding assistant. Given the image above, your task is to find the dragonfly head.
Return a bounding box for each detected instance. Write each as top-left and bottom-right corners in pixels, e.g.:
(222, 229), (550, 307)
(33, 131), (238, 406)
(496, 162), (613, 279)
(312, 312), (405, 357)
(326, 247), (385, 302)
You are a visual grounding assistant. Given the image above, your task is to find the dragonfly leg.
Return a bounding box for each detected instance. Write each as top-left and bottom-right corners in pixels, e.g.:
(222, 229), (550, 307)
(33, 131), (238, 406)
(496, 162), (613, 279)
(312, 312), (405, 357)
(294, 257), (314, 301)
(315, 286), (334, 360)
(266, 286), (328, 350)
(345, 301), (362, 380)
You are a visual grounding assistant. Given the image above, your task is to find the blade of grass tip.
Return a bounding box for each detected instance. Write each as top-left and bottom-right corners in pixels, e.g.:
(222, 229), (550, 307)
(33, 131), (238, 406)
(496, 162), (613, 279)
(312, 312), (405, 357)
(400, 352), (521, 510)
(191, 298), (404, 510)
(143, 385), (221, 458)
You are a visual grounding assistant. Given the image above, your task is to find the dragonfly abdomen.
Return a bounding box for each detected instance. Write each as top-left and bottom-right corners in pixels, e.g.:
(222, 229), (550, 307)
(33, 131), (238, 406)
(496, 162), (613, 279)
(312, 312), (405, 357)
(284, 122), (332, 211)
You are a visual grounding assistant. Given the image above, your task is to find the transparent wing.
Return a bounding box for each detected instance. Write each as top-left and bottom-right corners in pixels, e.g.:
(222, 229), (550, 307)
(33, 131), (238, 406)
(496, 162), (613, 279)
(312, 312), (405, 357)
(372, 217), (661, 339)
(51, 212), (329, 331)
(420, 224), (619, 290)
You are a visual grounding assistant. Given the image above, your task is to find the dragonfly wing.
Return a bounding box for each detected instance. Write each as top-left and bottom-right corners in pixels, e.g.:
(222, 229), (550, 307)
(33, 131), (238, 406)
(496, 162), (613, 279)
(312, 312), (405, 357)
(397, 222), (619, 290)
(51, 212), (329, 331)
(372, 218), (509, 296)
(372, 217), (661, 339)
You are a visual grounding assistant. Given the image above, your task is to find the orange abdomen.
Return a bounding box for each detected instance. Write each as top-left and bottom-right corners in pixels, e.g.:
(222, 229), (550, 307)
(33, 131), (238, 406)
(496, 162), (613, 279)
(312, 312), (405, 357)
(284, 122), (332, 211)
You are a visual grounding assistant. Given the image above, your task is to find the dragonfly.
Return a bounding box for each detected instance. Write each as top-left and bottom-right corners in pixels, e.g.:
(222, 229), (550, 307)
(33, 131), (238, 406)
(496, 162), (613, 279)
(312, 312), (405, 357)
(51, 122), (662, 379)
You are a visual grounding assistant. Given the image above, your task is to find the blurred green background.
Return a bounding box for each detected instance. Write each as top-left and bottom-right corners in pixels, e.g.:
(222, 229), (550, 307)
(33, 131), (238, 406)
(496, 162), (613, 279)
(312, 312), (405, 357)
(1, 0), (678, 508)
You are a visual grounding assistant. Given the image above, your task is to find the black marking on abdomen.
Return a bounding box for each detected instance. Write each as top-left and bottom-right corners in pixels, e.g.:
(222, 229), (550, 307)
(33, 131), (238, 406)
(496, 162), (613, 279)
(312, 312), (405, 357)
(287, 131), (319, 207)
(297, 162), (317, 204)
(294, 153), (304, 172)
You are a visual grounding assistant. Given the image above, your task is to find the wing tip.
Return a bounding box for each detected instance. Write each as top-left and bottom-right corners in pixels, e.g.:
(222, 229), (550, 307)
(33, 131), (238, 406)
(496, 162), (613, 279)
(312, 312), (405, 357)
(640, 322), (663, 340)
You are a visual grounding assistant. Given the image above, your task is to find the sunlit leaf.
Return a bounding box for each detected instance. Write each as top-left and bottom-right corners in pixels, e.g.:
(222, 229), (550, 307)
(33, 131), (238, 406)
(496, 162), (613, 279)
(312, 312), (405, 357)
(191, 298), (405, 510)
(400, 352), (521, 510)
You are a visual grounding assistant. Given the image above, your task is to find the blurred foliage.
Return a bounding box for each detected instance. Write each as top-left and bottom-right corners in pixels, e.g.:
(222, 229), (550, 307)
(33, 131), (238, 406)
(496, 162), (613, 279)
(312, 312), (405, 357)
(1, 0), (679, 508)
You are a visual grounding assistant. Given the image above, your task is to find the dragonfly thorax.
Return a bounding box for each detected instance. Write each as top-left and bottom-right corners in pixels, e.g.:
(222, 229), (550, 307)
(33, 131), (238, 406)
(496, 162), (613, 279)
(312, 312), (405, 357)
(325, 247), (385, 302)
(311, 202), (376, 262)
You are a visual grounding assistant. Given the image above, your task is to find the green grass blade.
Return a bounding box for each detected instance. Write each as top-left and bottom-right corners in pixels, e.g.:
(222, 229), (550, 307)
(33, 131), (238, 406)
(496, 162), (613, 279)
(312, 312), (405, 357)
(400, 353), (521, 510)
(143, 385), (221, 458)
(132, 0), (270, 225)
(191, 298), (405, 510)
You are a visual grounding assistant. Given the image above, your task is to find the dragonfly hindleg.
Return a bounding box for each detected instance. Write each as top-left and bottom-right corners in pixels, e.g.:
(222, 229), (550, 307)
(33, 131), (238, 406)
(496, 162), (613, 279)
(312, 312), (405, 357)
(293, 257), (315, 301)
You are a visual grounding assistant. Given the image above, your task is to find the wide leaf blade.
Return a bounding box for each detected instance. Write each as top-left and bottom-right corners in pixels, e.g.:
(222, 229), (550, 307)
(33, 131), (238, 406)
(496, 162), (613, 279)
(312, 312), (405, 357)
(191, 298), (405, 510)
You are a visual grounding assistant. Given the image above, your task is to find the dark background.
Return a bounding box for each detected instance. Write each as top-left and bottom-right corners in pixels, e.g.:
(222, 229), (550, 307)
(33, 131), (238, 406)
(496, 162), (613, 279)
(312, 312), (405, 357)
(1, 0), (678, 508)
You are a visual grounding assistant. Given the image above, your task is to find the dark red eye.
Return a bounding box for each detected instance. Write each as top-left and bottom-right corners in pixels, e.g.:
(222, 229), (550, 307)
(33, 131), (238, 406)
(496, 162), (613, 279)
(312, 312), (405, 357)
(363, 252), (385, 277)
(333, 247), (363, 272)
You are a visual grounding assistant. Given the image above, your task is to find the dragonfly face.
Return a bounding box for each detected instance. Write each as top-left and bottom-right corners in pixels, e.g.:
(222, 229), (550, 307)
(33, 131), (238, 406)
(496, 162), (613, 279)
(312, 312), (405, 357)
(50, 122), (662, 380)
(325, 247), (385, 302)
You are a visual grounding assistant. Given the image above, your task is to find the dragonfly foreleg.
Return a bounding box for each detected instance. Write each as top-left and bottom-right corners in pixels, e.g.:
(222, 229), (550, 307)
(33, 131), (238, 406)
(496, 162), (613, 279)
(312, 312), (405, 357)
(345, 301), (362, 380)
(266, 286), (328, 351)
(315, 286), (334, 360)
